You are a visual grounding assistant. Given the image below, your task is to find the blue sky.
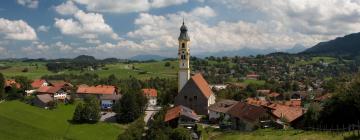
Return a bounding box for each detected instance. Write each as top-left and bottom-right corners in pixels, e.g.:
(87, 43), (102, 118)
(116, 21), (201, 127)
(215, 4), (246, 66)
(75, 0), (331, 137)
(1, 0), (360, 59)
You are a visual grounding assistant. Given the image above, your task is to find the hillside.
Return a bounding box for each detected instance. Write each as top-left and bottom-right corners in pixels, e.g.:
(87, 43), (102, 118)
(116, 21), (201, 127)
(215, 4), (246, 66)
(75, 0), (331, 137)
(302, 32), (360, 57)
(0, 101), (125, 140)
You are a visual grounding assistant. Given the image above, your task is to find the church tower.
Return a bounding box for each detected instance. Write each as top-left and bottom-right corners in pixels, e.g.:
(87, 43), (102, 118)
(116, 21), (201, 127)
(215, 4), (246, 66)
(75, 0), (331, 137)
(178, 20), (190, 92)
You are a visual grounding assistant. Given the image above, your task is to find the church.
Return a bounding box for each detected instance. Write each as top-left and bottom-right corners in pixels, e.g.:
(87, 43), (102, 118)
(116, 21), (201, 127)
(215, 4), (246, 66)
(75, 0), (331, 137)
(174, 21), (216, 115)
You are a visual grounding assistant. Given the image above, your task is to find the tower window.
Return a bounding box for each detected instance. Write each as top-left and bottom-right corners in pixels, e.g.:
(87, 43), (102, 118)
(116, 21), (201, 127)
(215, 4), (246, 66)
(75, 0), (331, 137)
(194, 96), (197, 100)
(182, 43), (185, 48)
(184, 96), (187, 100)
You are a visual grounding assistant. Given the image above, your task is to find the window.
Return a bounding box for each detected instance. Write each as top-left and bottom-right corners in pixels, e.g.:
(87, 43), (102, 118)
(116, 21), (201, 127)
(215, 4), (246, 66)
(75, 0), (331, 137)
(184, 96), (187, 100)
(182, 43), (185, 48)
(194, 96), (197, 100)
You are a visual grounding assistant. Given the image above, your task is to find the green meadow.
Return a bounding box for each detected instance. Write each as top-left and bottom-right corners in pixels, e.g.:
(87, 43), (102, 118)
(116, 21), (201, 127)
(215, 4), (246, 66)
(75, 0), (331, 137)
(211, 129), (356, 140)
(0, 60), (178, 80)
(0, 101), (125, 140)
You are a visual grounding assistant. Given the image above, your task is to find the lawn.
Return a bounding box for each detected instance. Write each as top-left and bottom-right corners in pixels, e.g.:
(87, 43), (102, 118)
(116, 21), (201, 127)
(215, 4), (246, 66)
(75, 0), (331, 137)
(294, 56), (337, 66)
(0, 60), (178, 80)
(0, 101), (125, 140)
(242, 79), (266, 85)
(212, 129), (355, 140)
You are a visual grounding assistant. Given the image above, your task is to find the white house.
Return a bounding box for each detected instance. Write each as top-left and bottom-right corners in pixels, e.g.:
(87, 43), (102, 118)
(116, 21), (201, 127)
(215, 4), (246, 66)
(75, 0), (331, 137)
(142, 88), (157, 106)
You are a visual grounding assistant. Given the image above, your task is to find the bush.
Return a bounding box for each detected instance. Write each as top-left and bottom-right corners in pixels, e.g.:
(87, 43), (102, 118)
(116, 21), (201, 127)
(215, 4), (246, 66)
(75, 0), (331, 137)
(164, 62), (171, 67)
(170, 127), (191, 140)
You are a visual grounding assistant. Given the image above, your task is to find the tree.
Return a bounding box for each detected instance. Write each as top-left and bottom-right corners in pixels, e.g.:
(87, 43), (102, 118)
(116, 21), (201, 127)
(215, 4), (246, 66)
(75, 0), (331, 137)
(303, 102), (321, 127)
(72, 95), (100, 123)
(0, 73), (4, 100)
(114, 92), (141, 123)
(117, 117), (145, 140)
(73, 102), (84, 122)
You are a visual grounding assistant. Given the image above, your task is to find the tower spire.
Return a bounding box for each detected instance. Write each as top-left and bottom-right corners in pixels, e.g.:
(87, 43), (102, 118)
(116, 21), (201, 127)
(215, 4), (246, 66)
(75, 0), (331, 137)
(182, 17), (185, 25)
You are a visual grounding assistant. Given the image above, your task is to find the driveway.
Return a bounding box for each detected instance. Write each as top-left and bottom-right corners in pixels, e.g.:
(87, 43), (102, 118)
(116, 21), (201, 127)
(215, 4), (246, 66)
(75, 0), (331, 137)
(100, 112), (116, 122)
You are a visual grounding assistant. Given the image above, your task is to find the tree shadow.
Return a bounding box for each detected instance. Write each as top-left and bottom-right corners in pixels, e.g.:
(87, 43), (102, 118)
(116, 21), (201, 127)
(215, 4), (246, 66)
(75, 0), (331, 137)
(344, 135), (360, 140)
(67, 120), (98, 124)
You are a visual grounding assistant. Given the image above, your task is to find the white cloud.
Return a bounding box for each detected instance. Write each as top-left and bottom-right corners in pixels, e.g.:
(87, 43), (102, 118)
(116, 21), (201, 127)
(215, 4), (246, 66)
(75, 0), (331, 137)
(54, 10), (119, 40)
(125, 6), (327, 55)
(17, 0), (38, 8)
(214, 0), (360, 36)
(55, 1), (79, 15)
(0, 18), (37, 40)
(71, 0), (188, 13)
(37, 25), (50, 32)
(54, 41), (73, 51)
(0, 47), (6, 54)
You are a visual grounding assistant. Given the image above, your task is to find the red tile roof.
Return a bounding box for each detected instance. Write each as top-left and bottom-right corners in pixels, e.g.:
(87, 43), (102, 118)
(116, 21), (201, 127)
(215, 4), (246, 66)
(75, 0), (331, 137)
(268, 92), (280, 98)
(246, 97), (270, 106)
(284, 99), (301, 107)
(5, 79), (21, 88)
(142, 88), (157, 97)
(164, 105), (199, 122)
(190, 73), (213, 98)
(31, 79), (47, 89)
(227, 102), (268, 123)
(51, 81), (73, 88)
(76, 85), (116, 95)
(265, 103), (304, 123)
(37, 86), (63, 94)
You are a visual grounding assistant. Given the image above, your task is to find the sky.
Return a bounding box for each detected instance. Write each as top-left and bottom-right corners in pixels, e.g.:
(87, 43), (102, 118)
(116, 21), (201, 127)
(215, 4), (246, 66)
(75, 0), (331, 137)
(1, 0), (360, 59)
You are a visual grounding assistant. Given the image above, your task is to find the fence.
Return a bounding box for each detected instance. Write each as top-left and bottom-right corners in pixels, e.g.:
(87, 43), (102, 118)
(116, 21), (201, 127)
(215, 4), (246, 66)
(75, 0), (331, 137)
(303, 121), (360, 137)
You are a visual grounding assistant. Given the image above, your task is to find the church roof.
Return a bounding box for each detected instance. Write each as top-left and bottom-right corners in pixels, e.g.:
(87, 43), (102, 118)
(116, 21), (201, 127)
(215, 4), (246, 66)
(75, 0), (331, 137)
(180, 73), (214, 98)
(178, 22), (190, 41)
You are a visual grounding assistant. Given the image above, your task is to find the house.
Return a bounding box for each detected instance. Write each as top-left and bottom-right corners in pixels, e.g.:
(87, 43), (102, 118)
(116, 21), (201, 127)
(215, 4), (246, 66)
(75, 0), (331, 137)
(31, 79), (49, 89)
(26, 79), (50, 96)
(246, 73), (260, 80)
(76, 85), (121, 110)
(164, 105), (199, 128)
(284, 99), (301, 107)
(4, 79), (21, 92)
(264, 103), (305, 128)
(227, 102), (270, 131)
(209, 84), (227, 91)
(49, 80), (73, 92)
(175, 73), (216, 115)
(256, 89), (271, 96)
(36, 86), (68, 101)
(268, 92), (282, 101)
(32, 94), (54, 108)
(208, 99), (238, 122)
(246, 97), (270, 106)
(142, 88), (157, 106)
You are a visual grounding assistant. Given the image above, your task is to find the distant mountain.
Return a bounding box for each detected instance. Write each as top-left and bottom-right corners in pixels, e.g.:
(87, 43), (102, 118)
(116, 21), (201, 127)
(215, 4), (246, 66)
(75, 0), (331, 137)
(196, 47), (278, 58)
(285, 44), (307, 54)
(302, 32), (360, 57)
(129, 54), (166, 61)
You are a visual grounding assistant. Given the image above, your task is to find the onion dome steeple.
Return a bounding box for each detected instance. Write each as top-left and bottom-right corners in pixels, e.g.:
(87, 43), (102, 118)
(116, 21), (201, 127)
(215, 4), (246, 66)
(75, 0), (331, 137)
(178, 19), (190, 41)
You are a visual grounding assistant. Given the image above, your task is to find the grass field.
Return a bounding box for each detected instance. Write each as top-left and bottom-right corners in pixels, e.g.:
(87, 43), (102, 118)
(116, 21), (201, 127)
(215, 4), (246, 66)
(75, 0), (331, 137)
(294, 56), (337, 66)
(211, 129), (357, 140)
(0, 60), (178, 80)
(0, 100), (125, 140)
(242, 79), (266, 85)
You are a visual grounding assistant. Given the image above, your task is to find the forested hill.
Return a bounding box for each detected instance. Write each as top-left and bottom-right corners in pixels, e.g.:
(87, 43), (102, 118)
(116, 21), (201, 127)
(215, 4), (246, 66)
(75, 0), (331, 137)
(301, 32), (360, 57)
